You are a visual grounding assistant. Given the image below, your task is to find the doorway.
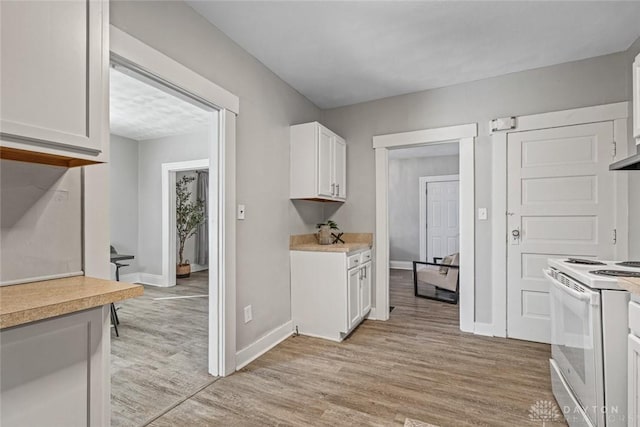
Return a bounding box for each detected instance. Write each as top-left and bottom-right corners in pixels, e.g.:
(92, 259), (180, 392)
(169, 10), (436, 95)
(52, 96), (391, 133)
(373, 123), (477, 333)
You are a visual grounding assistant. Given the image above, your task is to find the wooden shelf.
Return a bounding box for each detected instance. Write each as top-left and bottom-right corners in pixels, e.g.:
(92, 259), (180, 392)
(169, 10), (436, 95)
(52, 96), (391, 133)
(0, 146), (102, 168)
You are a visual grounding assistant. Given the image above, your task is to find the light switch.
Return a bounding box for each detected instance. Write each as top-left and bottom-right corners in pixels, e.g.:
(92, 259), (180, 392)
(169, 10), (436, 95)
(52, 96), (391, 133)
(237, 204), (245, 220)
(478, 208), (488, 220)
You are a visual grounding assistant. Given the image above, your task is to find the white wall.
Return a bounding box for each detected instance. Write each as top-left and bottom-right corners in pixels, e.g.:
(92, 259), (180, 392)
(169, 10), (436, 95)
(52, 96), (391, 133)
(389, 155), (459, 262)
(175, 170), (207, 272)
(137, 128), (209, 276)
(0, 161), (82, 284)
(321, 49), (632, 324)
(111, 1), (321, 350)
(109, 134), (139, 272)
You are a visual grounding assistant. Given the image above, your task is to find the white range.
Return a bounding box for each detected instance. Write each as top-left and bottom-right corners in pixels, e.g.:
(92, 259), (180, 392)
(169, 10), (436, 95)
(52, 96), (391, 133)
(546, 258), (632, 427)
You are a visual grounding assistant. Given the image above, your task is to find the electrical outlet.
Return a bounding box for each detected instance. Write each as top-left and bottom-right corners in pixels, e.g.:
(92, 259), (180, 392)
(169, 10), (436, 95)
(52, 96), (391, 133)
(478, 207), (488, 220)
(244, 305), (252, 323)
(237, 204), (246, 220)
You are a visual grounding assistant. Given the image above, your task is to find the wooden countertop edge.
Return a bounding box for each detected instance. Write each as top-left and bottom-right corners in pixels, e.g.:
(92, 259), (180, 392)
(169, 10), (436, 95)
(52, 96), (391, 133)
(289, 243), (372, 253)
(618, 277), (640, 296)
(0, 281), (143, 330)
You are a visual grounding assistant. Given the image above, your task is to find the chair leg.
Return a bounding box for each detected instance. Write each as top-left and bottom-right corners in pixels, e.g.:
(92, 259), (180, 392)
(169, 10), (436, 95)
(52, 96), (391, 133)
(112, 303), (120, 325)
(111, 304), (119, 337)
(412, 262), (419, 296)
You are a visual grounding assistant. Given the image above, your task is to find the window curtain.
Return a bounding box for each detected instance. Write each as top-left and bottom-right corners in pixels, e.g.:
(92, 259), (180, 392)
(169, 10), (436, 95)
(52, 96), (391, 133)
(195, 170), (208, 265)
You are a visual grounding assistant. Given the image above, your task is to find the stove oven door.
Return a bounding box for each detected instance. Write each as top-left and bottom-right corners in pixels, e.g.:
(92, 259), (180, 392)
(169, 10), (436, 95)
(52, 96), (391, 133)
(546, 269), (604, 426)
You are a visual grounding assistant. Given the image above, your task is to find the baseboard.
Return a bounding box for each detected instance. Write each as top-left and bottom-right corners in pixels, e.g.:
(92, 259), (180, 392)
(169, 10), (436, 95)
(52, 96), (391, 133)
(390, 260), (413, 270)
(474, 322), (494, 337)
(191, 264), (208, 273)
(118, 272), (141, 284)
(235, 320), (293, 370)
(138, 273), (168, 287)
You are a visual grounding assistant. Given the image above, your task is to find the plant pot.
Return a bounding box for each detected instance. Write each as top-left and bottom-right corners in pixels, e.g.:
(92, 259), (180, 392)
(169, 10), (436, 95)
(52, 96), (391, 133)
(316, 225), (332, 245)
(177, 263), (191, 279)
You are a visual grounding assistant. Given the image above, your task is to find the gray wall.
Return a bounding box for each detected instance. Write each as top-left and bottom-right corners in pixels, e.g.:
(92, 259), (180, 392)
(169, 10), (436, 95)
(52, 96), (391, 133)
(137, 128), (209, 276)
(0, 161), (82, 284)
(321, 49), (632, 324)
(389, 155), (459, 262)
(110, 134), (139, 272)
(111, 0), (322, 350)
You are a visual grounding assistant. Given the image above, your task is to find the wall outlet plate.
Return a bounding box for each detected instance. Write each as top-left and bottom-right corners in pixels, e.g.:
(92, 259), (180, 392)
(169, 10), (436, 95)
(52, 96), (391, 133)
(237, 204), (245, 220)
(478, 207), (488, 220)
(244, 305), (252, 323)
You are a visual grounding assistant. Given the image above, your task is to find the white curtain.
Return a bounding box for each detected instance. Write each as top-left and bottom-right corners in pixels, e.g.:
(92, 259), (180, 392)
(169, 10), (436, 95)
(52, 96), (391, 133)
(195, 170), (208, 265)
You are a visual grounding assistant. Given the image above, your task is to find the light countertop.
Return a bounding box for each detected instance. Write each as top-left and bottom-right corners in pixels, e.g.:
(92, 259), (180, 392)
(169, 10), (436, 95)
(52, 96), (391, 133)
(0, 276), (143, 329)
(619, 277), (640, 296)
(290, 232), (373, 253)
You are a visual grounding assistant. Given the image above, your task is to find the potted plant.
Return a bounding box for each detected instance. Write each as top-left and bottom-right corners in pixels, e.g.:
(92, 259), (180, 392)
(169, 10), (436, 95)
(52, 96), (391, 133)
(316, 220), (339, 245)
(176, 175), (205, 279)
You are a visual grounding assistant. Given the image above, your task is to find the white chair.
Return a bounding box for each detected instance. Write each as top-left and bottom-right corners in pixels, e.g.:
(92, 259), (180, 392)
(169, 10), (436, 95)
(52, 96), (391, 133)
(412, 253), (460, 304)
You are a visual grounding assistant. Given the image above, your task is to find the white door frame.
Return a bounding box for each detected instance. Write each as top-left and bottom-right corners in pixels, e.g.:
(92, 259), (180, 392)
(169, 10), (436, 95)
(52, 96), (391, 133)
(491, 101), (629, 338)
(374, 124), (477, 333)
(110, 26), (238, 376)
(162, 159), (210, 286)
(419, 174), (460, 263)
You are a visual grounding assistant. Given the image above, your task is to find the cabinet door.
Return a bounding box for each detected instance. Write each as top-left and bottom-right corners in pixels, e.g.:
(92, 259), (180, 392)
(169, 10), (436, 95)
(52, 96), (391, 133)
(634, 54), (640, 144)
(333, 136), (346, 200)
(0, 0), (104, 155)
(630, 333), (640, 427)
(317, 126), (334, 197)
(360, 262), (372, 317)
(347, 268), (361, 330)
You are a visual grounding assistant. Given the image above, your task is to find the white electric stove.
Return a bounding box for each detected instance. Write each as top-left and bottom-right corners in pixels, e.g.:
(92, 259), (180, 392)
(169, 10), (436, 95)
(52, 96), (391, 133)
(546, 257), (631, 427)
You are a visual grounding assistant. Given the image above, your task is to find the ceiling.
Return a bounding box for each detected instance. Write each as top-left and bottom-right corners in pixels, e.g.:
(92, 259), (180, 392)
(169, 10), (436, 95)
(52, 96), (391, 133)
(389, 142), (459, 160)
(110, 67), (211, 141)
(188, 1), (640, 109)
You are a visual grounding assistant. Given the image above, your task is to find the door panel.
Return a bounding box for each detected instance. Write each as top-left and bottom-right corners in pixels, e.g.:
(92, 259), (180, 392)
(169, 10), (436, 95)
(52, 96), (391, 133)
(317, 127), (333, 197)
(507, 122), (615, 343)
(334, 136), (346, 199)
(347, 268), (361, 330)
(427, 180), (459, 262)
(361, 263), (372, 316)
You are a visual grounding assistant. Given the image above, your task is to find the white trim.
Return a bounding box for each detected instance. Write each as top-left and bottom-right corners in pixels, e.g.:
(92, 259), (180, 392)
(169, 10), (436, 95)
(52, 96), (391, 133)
(474, 322), (494, 337)
(490, 102), (630, 338)
(138, 273), (166, 287)
(374, 123), (477, 333)
(419, 174), (460, 262)
(235, 321), (293, 370)
(161, 159), (210, 288)
(110, 26), (239, 114)
(389, 261), (413, 270)
(118, 272), (140, 284)
(111, 26), (237, 377)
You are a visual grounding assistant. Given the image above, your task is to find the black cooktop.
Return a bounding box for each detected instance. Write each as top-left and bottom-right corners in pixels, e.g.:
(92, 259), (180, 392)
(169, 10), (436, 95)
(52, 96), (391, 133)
(590, 269), (640, 278)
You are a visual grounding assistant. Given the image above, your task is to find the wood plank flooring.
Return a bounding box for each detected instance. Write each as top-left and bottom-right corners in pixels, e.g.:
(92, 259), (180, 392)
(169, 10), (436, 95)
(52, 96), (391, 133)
(111, 271), (212, 427)
(145, 269), (564, 426)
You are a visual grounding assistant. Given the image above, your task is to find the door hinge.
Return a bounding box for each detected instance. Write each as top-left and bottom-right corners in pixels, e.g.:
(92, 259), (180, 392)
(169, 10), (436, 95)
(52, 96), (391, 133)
(612, 141), (617, 159)
(612, 229), (617, 245)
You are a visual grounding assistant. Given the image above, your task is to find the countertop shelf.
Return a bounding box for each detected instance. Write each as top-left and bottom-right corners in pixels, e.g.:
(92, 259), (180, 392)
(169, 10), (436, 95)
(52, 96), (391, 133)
(619, 277), (640, 296)
(0, 276), (143, 329)
(289, 232), (373, 253)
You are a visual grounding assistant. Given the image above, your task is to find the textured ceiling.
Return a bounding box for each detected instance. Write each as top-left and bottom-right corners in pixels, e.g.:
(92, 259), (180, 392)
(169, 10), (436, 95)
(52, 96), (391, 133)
(188, 1), (640, 109)
(110, 67), (211, 141)
(389, 143), (459, 160)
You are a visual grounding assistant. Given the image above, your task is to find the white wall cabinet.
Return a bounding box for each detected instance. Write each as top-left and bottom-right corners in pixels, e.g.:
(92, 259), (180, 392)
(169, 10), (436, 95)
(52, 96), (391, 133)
(291, 249), (372, 341)
(0, 306), (110, 427)
(0, 0), (107, 163)
(629, 299), (640, 427)
(290, 122), (346, 201)
(633, 53), (640, 145)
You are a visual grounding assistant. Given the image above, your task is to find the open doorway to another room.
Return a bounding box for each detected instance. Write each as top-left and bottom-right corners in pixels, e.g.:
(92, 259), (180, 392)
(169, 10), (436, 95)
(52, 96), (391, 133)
(108, 64), (217, 426)
(387, 142), (461, 322)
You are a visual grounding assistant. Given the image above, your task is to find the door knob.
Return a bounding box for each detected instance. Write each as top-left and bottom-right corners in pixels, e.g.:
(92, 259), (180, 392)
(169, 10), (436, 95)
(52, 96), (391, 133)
(512, 229), (520, 238)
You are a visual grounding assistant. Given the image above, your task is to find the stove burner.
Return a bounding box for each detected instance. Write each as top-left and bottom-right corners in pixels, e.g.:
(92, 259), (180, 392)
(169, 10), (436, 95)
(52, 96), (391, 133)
(565, 258), (606, 265)
(590, 269), (640, 278)
(616, 261), (640, 268)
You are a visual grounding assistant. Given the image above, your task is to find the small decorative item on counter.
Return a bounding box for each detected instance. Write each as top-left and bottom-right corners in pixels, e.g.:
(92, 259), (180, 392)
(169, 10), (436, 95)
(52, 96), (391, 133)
(316, 220), (339, 245)
(331, 232), (345, 244)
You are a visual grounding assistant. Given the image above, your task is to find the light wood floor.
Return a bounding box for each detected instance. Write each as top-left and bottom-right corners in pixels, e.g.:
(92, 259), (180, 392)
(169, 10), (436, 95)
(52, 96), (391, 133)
(144, 269), (564, 426)
(111, 270), (212, 427)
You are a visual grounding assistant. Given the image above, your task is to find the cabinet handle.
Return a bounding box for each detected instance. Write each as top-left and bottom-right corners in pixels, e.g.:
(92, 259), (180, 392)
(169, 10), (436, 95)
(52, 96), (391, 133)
(331, 183), (335, 196)
(363, 267), (366, 279)
(336, 184), (340, 197)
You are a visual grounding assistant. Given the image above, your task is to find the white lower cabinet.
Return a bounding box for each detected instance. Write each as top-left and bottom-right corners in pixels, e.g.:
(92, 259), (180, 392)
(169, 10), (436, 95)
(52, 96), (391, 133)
(630, 300), (640, 427)
(0, 306), (110, 427)
(291, 248), (372, 342)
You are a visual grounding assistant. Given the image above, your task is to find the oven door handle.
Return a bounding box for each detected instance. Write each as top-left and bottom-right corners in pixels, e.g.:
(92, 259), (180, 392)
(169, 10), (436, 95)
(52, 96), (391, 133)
(543, 269), (600, 306)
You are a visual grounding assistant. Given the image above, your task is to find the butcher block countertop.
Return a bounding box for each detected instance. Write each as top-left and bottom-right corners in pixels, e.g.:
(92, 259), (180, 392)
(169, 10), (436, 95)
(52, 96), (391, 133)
(0, 276), (143, 329)
(619, 277), (640, 296)
(290, 233), (373, 253)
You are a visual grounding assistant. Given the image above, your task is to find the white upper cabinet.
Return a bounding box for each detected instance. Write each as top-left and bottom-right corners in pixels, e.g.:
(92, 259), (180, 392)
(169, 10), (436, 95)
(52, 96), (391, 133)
(0, 0), (107, 164)
(290, 122), (347, 202)
(634, 53), (640, 145)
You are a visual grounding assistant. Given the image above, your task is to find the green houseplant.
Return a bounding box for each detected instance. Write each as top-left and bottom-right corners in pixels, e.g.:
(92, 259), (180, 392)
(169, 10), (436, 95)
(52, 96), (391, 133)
(316, 220), (339, 245)
(176, 175), (206, 278)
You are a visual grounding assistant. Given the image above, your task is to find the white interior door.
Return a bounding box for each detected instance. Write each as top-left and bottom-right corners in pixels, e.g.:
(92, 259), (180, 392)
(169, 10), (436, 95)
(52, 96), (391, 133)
(426, 180), (459, 262)
(507, 122), (615, 343)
